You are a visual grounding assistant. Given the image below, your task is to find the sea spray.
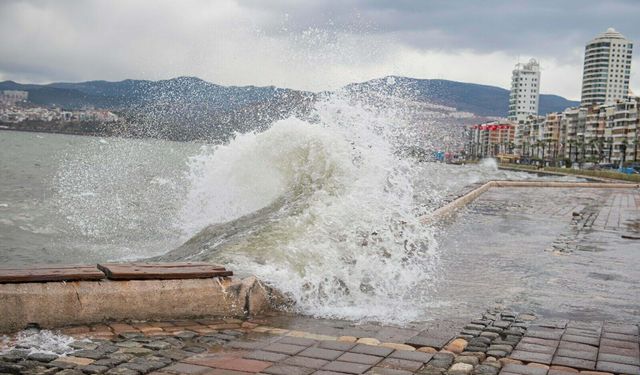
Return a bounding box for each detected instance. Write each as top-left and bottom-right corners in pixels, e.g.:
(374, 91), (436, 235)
(164, 93), (442, 323)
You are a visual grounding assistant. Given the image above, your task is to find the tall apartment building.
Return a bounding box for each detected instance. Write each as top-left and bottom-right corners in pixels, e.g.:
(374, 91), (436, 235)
(510, 98), (639, 165)
(580, 28), (633, 105)
(508, 59), (541, 122)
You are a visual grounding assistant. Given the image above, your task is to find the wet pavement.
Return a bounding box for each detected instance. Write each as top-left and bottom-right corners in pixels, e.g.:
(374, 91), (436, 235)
(432, 187), (640, 323)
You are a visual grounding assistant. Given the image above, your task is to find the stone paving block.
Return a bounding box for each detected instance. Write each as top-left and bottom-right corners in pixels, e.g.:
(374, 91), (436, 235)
(278, 337), (319, 347)
(557, 342), (597, 352)
(314, 371), (356, 375)
(388, 350), (433, 363)
(244, 350), (290, 362)
(564, 329), (600, 338)
(555, 349), (597, 361)
(449, 362), (474, 375)
(548, 366), (579, 374)
(350, 345), (394, 357)
(405, 335), (451, 350)
(299, 348), (345, 361)
(520, 338), (559, 348)
(561, 336), (599, 347)
(323, 360), (372, 374)
(263, 364), (316, 375)
(510, 351), (554, 365)
(337, 353), (384, 365)
(602, 323), (639, 336)
(501, 364), (548, 375)
(455, 356), (480, 366)
(551, 357), (595, 371)
(516, 343), (556, 355)
(377, 358), (423, 372)
(598, 345), (639, 357)
(547, 370), (576, 375)
(187, 356), (271, 373)
(263, 343), (308, 355)
(596, 361), (640, 375)
(597, 352), (640, 366)
(474, 364), (500, 375)
(319, 341), (357, 351)
(600, 332), (638, 342)
(537, 320), (568, 330)
(481, 332), (500, 340)
(284, 356), (330, 369)
(599, 338), (639, 350)
(566, 322), (601, 332)
(52, 356), (96, 366)
(487, 350), (508, 358)
(72, 350), (107, 360)
(365, 367), (413, 375)
(527, 329), (564, 341)
(78, 364), (110, 374)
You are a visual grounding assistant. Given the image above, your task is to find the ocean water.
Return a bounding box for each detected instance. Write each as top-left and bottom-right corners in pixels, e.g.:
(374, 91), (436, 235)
(1, 93), (589, 323)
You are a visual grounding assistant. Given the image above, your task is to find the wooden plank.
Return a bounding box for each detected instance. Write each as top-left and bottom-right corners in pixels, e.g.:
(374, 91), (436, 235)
(121, 262), (226, 269)
(0, 265), (105, 283)
(97, 263), (233, 280)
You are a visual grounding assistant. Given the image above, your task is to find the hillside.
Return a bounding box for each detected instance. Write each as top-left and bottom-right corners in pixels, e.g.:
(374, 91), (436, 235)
(344, 76), (579, 117)
(0, 76), (579, 141)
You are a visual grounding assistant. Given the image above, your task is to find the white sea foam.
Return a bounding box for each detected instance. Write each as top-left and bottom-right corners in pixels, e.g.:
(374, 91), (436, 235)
(173, 94), (441, 323)
(0, 330), (75, 355)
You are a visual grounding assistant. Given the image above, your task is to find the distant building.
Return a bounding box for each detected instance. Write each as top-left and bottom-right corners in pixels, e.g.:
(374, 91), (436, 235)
(466, 121), (516, 158)
(0, 90), (28, 105)
(510, 97), (639, 166)
(580, 28), (633, 105)
(508, 59), (541, 122)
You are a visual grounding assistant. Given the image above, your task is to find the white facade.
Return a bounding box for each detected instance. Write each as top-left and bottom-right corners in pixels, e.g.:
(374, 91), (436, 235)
(580, 28), (633, 105)
(508, 59), (541, 122)
(0, 90), (28, 105)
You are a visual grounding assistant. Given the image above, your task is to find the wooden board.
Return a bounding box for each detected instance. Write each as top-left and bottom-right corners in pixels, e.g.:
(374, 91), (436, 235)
(0, 265), (105, 283)
(97, 262), (233, 280)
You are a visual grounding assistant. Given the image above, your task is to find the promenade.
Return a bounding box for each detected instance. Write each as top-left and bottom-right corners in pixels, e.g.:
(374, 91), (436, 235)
(2, 181), (639, 375)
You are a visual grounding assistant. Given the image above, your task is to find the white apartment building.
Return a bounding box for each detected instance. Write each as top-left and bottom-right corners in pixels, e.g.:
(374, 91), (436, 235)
(508, 58), (541, 122)
(0, 90), (28, 105)
(580, 28), (633, 105)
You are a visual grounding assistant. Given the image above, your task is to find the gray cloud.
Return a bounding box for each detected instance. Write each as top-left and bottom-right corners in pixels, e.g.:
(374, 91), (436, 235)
(0, 0), (638, 100)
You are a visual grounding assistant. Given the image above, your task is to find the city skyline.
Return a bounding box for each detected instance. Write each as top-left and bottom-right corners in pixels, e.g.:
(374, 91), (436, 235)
(0, 1), (639, 100)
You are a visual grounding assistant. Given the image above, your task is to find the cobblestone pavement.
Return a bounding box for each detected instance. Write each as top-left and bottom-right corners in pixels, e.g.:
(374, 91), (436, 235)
(1, 311), (639, 375)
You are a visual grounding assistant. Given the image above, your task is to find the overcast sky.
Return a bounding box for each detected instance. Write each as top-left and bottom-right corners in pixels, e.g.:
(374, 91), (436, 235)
(1, 0), (638, 100)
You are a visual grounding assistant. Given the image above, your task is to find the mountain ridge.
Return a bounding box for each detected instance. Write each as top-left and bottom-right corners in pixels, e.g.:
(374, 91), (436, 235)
(0, 75), (578, 117)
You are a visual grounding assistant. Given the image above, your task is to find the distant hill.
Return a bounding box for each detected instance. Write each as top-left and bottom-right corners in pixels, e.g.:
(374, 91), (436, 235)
(344, 76), (579, 117)
(0, 77), (315, 141)
(0, 76), (579, 140)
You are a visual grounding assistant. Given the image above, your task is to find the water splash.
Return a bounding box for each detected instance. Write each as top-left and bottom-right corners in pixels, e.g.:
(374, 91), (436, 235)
(164, 92), (444, 323)
(0, 330), (74, 356)
(479, 158), (498, 170)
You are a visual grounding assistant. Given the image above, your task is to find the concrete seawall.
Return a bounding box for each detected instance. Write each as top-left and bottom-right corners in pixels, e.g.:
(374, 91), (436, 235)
(425, 179), (639, 223)
(0, 276), (281, 333)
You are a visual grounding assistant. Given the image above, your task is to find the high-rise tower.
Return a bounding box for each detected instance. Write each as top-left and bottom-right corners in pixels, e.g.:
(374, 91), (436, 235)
(580, 28), (633, 105)
(508, 58), (541, 122)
